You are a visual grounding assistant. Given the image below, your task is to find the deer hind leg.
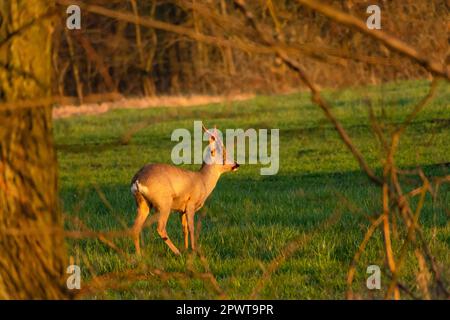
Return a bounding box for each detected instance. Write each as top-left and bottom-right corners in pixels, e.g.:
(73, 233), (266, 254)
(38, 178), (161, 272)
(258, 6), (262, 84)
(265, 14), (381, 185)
(180, 213), (189, 250)
(156, 206), (180, 255)
(131, 192), (150, 256)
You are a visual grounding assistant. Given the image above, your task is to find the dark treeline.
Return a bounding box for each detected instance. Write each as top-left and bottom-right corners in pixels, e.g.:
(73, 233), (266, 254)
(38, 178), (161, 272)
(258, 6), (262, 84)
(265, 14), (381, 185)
(55, 0), (448, 99)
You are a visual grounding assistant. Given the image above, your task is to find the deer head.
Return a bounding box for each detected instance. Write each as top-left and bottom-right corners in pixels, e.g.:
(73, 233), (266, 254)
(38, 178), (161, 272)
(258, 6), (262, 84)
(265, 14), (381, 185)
(202, 124), (239, 173)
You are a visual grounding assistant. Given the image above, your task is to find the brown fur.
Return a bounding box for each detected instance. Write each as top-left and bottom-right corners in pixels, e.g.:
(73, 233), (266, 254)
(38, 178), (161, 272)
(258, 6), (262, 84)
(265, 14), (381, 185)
(130, 133), (239, 255)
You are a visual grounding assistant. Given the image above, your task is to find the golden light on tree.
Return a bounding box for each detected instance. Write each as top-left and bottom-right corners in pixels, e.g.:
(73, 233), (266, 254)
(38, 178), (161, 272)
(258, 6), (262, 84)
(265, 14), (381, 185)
(0, 0), (69, 299)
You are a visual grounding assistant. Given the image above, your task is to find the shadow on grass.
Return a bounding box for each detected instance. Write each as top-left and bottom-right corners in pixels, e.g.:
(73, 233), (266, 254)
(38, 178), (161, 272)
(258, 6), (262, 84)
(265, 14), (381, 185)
(60, 162), (448, 234)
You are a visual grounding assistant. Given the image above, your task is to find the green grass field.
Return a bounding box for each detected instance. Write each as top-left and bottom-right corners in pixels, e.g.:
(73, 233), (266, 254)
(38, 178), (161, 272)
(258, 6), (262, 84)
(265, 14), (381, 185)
(54, 80), (449, 299)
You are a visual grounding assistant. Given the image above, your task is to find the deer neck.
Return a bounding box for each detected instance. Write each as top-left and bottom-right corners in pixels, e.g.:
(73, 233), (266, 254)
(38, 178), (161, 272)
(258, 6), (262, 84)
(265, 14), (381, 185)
(198, 164), (222, 197)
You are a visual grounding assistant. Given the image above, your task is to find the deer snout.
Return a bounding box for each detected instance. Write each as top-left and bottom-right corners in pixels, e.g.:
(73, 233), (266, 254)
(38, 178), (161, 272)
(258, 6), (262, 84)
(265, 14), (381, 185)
(231, 163), (240, 171)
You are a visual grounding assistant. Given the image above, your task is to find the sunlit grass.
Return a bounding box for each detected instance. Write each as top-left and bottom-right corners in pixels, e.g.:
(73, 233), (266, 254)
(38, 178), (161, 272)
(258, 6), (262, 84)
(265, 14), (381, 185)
(54, 79), (449, 299)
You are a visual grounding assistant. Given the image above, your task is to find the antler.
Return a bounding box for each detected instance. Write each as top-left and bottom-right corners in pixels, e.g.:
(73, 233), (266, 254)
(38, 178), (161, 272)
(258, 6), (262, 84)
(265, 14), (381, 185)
(202, 123), (214, 138)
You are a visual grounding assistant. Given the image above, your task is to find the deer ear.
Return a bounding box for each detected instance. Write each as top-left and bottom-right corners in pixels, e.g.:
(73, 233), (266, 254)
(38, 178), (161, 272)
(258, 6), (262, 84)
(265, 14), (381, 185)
(209, 138), (216, 156)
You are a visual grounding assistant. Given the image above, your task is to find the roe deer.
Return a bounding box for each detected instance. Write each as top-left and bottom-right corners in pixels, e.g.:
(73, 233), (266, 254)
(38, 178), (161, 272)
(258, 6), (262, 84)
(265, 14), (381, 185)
(130, 125), (239, 255)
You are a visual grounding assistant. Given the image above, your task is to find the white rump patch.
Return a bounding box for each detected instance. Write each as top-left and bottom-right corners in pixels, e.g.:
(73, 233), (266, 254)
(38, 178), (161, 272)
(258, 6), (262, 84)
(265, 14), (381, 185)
(131, 181), (138, 194)
(131, 180), (149, 195)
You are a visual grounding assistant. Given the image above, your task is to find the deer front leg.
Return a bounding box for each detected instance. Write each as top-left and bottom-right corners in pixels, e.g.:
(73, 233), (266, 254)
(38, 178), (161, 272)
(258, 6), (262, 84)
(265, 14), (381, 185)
(186, 209), (196, 251)
(156, 206), (180, 255)
(180, 213), (189, 250)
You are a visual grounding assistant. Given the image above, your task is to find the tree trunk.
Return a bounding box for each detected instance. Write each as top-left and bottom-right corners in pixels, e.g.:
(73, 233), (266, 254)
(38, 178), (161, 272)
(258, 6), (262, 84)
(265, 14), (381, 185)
(0, 0), (69, 299)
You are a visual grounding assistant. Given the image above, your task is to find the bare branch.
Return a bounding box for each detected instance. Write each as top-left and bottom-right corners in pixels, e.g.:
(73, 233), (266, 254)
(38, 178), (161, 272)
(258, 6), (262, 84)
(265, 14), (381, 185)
(296, 0), (449, 80)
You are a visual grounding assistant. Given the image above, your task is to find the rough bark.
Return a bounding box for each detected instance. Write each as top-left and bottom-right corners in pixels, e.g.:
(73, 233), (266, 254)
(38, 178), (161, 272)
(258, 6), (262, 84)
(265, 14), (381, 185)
(0, 0), (69, 299)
